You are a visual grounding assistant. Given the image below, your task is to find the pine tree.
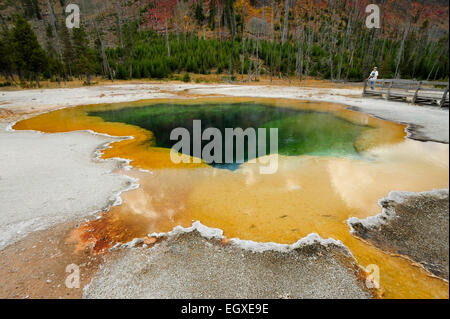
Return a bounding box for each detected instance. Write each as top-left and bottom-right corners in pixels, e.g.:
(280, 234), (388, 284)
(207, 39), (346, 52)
(0, 27), (15, 82)
(195, 1), (206, 26)
(45, 24), (56, 57)
(59, 20), (74, 78)
(72, 26), (96, 85)
(20, 0), (42, 20)
(11, 15), (48, 87)
(208, 0), (217, 30)
(123, 22), (139, 79)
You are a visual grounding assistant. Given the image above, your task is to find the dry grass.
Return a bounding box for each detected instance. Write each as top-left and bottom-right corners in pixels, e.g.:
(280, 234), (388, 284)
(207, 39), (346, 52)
(0, 74), (363, 92)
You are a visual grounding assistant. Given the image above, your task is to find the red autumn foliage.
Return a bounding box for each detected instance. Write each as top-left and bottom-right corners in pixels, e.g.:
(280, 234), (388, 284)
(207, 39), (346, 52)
(145, 0), (178, 31)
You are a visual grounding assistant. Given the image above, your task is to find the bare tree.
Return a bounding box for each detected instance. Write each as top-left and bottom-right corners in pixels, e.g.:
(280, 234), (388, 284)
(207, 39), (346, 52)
(295, 25), (304, 83)
(93, 20), (114, 82)
(281, 0), (290, 44)
(173, 0), (189, 45)
(224, 0), (236, 80)
(115, 1), (124, 49)
(395, 23), (410, 78)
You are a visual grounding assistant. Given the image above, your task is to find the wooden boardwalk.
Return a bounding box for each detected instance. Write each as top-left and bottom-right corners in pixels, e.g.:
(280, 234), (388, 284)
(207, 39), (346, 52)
(363, 79), (449, 107)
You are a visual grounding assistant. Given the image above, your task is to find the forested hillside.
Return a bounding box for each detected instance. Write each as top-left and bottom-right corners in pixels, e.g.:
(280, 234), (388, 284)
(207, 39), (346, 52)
(0, 0), (448, 87)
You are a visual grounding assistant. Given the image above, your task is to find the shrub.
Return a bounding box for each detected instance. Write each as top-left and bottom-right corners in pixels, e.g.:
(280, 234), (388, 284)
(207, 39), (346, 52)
(182, 72), (191, 82)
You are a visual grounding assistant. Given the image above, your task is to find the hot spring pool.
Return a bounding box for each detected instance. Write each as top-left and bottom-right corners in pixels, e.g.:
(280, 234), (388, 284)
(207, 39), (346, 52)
(13, 97), (449, 298)
(87, 102), (372, 169)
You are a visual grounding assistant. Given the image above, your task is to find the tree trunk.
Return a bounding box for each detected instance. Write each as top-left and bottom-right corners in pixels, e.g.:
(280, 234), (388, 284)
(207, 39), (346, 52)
(270, 1), (275, 82)
(35, 73), (40, 88)
(345, 42), (355, 81)
(217, 2), (222, 42)
(395, 24), (409, 79)
(241, 25), (245, 81)
(47, 0), (61, 58)
(256, 30), (260, 80)
(281, 0), (290, 44)
(166, 20), (170, 58)
(94, 21), (114, 82)
(296, 27), (304, 84)
(225, 0), (236, 80)
(116, 2), (124, 49)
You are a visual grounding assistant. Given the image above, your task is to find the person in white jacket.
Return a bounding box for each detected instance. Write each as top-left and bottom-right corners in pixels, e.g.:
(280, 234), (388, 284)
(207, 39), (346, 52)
(368, 67), (378, 90)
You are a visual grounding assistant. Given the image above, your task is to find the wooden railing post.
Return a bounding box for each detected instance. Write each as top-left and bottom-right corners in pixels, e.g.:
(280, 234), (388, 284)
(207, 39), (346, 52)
(412, 81), (422, 104)
(386, 80), (393, 100)
(440, 84), (449, 108)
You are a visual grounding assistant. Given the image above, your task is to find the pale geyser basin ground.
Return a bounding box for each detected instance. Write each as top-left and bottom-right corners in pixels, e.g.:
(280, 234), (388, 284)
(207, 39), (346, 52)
(0, 129), (133, 250)
(11, 96), (449, 299)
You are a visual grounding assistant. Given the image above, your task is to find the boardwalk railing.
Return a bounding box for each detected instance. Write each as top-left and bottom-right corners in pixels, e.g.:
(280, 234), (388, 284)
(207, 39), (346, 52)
(363, 79), (449, 107)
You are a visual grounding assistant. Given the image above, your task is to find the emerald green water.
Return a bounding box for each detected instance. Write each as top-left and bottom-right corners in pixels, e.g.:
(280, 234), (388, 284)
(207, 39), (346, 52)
(88, 102), (372, 170)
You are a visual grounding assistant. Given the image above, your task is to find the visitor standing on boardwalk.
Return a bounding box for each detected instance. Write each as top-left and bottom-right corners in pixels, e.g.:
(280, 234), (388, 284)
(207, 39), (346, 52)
(368, 67), (379, 90)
